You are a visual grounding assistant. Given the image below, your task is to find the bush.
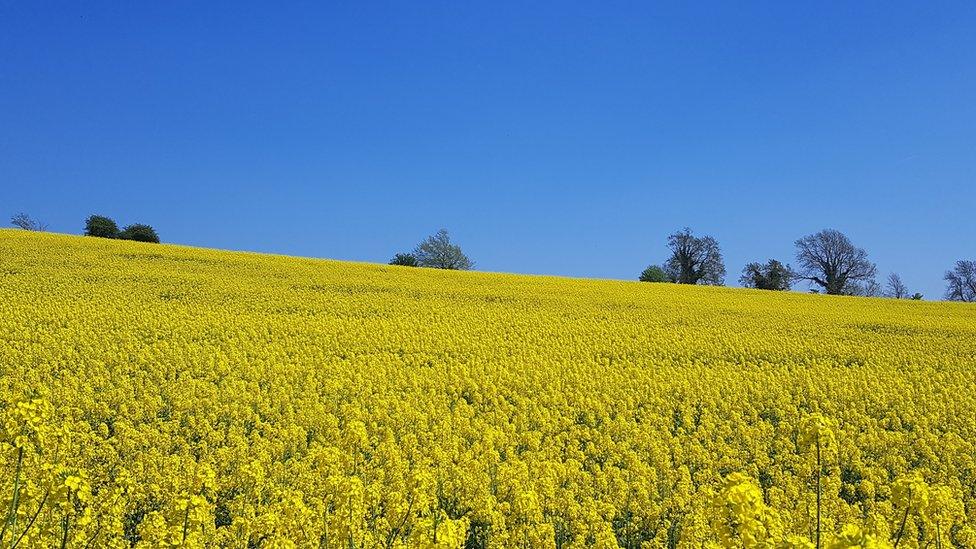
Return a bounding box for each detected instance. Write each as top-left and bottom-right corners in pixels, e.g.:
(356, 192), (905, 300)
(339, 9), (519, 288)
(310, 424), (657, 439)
(390, 253), (419, 267)
(740, 260), (794, 291)
(639, 265), (669, 283)
(120, 224), (160, 243)
(85, 215), (120, 238)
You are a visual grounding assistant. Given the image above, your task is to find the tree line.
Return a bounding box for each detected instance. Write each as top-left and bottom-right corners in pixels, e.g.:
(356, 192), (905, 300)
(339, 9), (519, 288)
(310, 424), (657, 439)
(639, 227), (976, 301)
(8, 213), (975, 302)
(393, 226), (975, 302)
(9, 212), (160, 243)
(83, 214), (161, 243)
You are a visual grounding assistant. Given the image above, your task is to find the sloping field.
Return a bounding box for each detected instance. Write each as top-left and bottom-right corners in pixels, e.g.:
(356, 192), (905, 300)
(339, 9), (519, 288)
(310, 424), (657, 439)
(0, 229), (974, 547)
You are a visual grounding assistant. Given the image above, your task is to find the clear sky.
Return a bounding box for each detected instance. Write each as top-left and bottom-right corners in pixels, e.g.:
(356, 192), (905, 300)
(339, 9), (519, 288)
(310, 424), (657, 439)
(3, 2), (974, 299)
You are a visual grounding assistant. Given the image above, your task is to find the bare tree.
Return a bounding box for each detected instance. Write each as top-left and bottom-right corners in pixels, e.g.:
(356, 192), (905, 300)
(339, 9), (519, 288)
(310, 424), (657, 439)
(10, 212), (48, 231)
(885, 273), (909, 299)
(664, 228), (725, 285)
(944, 260), (976, 302)
(413, 229), (474, 270)
(848, 278), (883, 297)
(794, 229), (876, 295)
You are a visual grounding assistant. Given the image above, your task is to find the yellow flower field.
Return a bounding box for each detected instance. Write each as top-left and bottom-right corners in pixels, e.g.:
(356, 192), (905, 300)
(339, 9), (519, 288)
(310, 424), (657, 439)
(0, 229), (974, 548)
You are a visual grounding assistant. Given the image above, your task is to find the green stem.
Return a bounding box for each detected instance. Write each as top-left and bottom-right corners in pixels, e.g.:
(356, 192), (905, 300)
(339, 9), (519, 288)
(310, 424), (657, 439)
(181, 500), (191, 547)
(82, 524), (103, 549)
(11, 488), (47, 549)
(58, 514), (69, 549)
(385, 492), (415, 548)
(815, 439), (822, 549)
(893, 489), (912, 549)
(0, 447), (25, 544)
(347, 493), (354, 549)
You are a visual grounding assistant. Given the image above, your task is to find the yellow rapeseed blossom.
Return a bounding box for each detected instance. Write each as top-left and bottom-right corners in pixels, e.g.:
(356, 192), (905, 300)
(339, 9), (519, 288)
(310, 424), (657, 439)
(1, 229), (975, 547)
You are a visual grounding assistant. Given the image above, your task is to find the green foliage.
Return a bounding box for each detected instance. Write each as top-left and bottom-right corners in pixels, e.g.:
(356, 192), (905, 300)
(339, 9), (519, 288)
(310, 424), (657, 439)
(413, 229), (473, 270)
(740, 259), (794, 291)
(389, 253), (419, 267)
(120, 224), (160, 243)
(665, 227), (725, 285)
(84, 215), (120, 239)
(639, 265), (669, 283)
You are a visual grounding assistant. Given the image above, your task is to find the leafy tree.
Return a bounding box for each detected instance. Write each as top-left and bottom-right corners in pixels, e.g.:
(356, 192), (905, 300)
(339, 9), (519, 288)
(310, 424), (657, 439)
(389, 253), (419, 267)
(120, 224), (160, 243)
(10, 213), (48, 231)
(84, 215), (120, 239)
(944, 260), (976, 302)
(663, 228), (725, 285)
(639, 265), (669, 283)
(413, 229), (473, 270)
(885, 273), (909, 299)
(794, 229), (876, 295)
(739, 259), (794, 291)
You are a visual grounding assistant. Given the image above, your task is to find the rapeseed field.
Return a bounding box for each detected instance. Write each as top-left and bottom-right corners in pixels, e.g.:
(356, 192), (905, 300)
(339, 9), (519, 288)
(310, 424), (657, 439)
(0, 229), (974, 548)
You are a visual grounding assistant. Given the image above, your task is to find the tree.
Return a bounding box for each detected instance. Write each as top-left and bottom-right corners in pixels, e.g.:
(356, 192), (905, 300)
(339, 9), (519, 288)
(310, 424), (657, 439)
(847, 278), (882, 297)
(663, 228), (725, 285)
(944, 260), (976, 302)
(389, 253), (419, 267)
(84, 215), (120, 239)
(413, 229), (473, 270)
(739, 259), (794, 291)
(639, 265), (669, 283)
(794, 229), (876, 295)
(885, 273), (909, 299)
(10, 213), (48, 231)
(120, 224), (160, 243)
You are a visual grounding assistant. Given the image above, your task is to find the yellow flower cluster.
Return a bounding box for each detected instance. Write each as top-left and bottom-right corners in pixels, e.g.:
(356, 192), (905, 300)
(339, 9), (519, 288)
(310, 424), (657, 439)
(0, 229), (974, 547)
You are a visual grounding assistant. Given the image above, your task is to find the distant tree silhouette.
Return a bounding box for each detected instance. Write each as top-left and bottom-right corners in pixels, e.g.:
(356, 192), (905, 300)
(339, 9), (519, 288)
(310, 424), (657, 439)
(413, 229), (473, 270)
(84, 215), (120, 239)
(389, 253), (419, 267)
(639, 265), (670, 283)
(885, 273), (909, 299)
(847, 278), (883, 297)
(740, 259), (794, 291)
(794, 229), (876, 295)
(10, 212), (47, 231)
(120, 224), (160, 243)
(944, 260), (976, 302)
(664, 228), (725, 285)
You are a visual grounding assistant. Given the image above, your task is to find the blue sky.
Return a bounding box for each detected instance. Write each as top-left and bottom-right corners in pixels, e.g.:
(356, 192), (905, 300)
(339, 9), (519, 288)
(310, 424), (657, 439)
(2, 2), (974, 298)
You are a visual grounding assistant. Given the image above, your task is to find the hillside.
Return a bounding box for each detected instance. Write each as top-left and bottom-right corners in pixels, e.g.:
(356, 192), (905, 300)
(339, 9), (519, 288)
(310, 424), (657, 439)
(1, 229), (974, 547)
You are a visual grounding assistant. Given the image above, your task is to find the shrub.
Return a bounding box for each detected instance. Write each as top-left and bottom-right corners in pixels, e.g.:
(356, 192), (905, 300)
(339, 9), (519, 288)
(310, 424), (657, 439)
(120, 224), (160, 243)
(740, 259), (794, 291)
(85, 215), (120, 238)
(639, 265), (669, 283)
(390, 253), (419, 267)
